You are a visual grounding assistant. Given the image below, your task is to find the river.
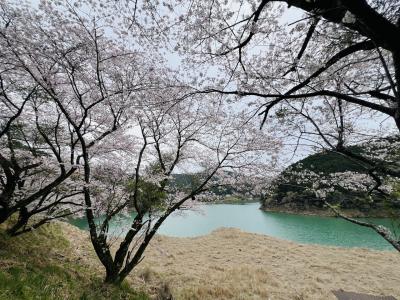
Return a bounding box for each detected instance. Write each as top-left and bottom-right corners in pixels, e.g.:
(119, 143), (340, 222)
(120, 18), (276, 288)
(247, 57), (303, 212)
(70, 202), (398, 250)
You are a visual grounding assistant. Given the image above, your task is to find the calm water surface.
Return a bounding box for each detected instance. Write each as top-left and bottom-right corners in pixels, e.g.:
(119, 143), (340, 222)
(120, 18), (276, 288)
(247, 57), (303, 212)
(70, 202), (399, 250)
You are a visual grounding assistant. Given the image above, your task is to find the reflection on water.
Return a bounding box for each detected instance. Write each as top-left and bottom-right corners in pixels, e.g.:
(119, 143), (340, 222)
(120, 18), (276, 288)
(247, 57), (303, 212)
(70, 202), (399, 250)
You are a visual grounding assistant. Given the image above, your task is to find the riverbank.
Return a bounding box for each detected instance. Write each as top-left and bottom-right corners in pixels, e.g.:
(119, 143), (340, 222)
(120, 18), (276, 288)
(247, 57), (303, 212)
(200, 196), (258, 205)
(44, 222), (400, 299)
(261, 204), (398, 218)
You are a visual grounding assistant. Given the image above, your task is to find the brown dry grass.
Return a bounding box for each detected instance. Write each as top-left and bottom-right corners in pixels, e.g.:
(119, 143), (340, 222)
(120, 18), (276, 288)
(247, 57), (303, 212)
(64, 224), (400, 300)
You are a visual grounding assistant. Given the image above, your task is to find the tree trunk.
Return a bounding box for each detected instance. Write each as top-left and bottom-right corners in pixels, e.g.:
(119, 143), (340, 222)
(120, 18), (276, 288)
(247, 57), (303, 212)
(0, 209), (9, 224)
(6, 207), (29, 236)
(104, 269), (123, 285)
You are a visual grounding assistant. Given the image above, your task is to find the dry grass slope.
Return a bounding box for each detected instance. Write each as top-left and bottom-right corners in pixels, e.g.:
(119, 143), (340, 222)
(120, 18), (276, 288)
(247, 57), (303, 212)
(129, 227), (400, 300)
(2, 221), (399, 300)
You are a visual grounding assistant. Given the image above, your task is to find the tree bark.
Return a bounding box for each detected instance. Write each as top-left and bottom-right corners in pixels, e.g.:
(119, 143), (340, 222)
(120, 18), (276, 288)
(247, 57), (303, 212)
(6, 206), (29, 236)
(326, 202), (400, 252)
(282, 0), (400, 52)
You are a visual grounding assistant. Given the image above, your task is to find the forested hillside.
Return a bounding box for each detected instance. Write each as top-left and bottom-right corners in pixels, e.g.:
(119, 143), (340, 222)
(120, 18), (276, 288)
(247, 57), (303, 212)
(262, 141), (400, 217)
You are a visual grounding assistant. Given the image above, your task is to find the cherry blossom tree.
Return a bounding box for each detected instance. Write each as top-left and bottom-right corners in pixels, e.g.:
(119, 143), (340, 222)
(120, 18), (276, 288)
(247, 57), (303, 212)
(0, 0), (281, 284)
(176, 0), (400, 155)
(175, 0), (400, 250)
(0, 3), (85, 233)
(0, 0), (149, 235)
(266, 94), (400, 250)
(177, 0), (399, 122)
(0, 94), (83, 235)
(79, 88), (280, 284)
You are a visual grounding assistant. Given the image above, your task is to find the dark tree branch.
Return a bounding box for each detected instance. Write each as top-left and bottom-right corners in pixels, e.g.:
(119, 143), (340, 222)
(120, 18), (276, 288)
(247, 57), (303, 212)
(326, 201), (400, 251)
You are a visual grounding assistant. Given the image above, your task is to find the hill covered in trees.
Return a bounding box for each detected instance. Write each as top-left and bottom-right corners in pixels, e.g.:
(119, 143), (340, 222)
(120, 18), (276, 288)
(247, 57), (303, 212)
(261, 143), (400, 217)
(171, 173), (258, 204)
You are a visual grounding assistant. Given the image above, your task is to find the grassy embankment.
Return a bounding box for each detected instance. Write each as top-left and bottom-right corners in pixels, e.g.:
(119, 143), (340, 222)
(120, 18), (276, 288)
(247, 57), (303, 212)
(1, 221), (400, 299)
(0, 222), (149, 300)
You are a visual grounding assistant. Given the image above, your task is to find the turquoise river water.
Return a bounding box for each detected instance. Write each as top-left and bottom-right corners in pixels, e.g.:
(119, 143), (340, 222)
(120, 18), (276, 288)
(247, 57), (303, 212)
(70, 202), (399, 250)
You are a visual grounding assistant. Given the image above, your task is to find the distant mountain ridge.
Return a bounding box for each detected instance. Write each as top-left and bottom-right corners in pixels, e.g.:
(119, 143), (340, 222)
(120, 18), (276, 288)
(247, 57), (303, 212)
(171, 173), (255, 203)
